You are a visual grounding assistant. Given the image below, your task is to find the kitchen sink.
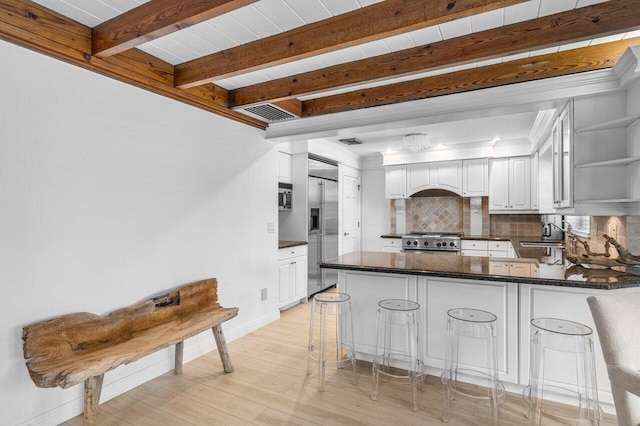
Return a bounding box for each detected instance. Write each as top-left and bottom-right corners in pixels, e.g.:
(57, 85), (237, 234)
(519, 241), (565, 248)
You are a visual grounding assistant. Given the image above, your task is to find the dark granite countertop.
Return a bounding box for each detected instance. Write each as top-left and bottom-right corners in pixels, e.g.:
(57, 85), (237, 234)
(279, 240), (307, 249)
(320, 251), (640, 290)
(380, 233), (403, 239)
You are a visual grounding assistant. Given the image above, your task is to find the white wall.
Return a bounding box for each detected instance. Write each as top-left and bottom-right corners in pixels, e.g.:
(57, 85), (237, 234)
(0, 40), (280, 426)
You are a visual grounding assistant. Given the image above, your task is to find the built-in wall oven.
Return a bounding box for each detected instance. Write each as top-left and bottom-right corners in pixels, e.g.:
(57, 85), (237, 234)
(401, 232), (462, 255)
(278, 182), (292, 211)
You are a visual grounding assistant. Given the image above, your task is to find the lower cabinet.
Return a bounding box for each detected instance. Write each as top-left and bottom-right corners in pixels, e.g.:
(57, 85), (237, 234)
(333, 269), (637, 410)
(278, 245), (308, 310)
(421, 277), (519, 384)
(489, 260), (538, 277)
(381, 237), (403, 252)
(518, 284), (626, 406)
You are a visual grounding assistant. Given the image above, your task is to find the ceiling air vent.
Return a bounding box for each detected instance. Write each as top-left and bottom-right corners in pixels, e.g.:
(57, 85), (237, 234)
(339, 138), (363, 146)
(235, 101), (301, 123)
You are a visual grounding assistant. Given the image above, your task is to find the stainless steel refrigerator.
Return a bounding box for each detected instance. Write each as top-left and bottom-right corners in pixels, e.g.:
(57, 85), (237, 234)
(308, 157), (339, 297)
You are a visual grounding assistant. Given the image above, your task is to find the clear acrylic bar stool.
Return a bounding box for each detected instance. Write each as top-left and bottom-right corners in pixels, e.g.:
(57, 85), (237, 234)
(371, 299), (425, 411)
(524, 318), (600, 425)
(306, 292), (357, 392)
(442, 308), (503, 425)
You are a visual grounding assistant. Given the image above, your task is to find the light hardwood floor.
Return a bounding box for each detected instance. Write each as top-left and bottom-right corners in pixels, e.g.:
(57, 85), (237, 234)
(63, 298), (616, 425)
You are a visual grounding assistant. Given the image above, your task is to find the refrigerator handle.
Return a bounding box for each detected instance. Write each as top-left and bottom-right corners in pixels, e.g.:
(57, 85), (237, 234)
(319, 181), (324, 235)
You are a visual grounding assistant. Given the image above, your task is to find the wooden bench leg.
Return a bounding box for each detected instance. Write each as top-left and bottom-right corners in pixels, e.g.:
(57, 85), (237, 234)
(83, 374), (104, 426)
(174, 341), (184, 375)
(212, 324), (234, 373)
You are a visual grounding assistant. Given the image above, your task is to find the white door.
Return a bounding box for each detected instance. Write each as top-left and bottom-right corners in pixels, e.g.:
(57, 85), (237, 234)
(342, 174), (361, 255)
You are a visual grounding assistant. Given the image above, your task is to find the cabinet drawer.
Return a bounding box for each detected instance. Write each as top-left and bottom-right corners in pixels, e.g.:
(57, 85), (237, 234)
(382, 238), (402, 247)
(488, 241), (508, 251)
(461, 240), (488, 250)
(461, 249), (487, 257)
(278, 245), (307, 260)
(488, 250), (508, 257)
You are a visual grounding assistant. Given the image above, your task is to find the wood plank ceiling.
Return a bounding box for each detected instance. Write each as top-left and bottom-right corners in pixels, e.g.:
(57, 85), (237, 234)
(1, 0), (639, 130)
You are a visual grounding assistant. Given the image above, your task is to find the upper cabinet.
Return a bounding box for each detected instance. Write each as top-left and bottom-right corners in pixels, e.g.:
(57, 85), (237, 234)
(407, 160), (463, 195)
(462, 158), (489, 197)
(552, 100), (573, 209)
(489, 156), (532, 212)
(387, 160), (477, 199)
(385, 165), (407, 199)
(278, 151), (292, 183)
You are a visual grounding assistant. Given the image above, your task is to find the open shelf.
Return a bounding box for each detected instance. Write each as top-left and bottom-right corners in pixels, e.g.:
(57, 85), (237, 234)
(575, 156), (640, 168)
(575, 115), (640, 133)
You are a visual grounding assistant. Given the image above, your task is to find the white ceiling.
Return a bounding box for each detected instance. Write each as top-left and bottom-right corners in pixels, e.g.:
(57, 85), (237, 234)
(321, 111), (541, 157)
(29, 0), (640, 158)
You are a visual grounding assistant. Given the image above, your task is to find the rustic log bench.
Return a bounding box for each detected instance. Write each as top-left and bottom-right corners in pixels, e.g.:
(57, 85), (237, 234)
(22, 278), (238, 425)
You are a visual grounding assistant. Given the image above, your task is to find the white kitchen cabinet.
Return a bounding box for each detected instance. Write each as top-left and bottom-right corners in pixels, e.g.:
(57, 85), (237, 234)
(517, 284), (632, 406)
(552, 101), (573, 209)
(381, 237), (403, 253)
(406, 163), (430, 194)
(339, 270), (418, 358)
(278, 151), (292, 183)
(406, 160), (463, 196)
(431, 160), (463, 194)
(530, 151), (539, 210)
(462, 158), (489, 197)
(278, 245), (308, 309)
(461, 239), (488, 257)
(489, 260), (537, 277)
(421, 277), (519, 383)
(489, 156), (531, 211)
(385, 165), (407, 199)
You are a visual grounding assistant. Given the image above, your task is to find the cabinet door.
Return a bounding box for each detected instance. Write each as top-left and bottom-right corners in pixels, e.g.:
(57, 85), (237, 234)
(508, 157), (531, 210)
(422, 277), (519, 383)
(385, 165), (406, 199)
(530, 151), (539, 210)
(553, 101), (573, 208)
(489, 261), (510, 275)
(292, 256), (308, 300)
(278, 260), (292, 306)
(519, 285), (618, 405)
(278, 152), (291, 183)
(407, 163), (430, 194)
(508, 262), (531, 277)
(432, 160), (463, 195)
(489, 158), (509, 211)
(462, 159), (489, 197)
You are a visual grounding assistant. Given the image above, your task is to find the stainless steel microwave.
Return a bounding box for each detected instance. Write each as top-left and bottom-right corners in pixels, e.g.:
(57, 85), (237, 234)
(278, 182), (292, 211)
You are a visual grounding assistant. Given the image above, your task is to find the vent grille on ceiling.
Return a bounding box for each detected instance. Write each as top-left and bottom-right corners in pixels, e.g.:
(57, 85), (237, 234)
(240, 104), (298, 122)
(339, 138), (363, 145)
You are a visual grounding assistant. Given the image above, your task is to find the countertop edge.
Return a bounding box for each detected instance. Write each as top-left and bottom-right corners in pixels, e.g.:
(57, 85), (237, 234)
(279, 241), (308, 249)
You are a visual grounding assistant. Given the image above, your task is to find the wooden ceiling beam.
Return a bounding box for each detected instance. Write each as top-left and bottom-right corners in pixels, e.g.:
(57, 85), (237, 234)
(174, 0), (527, 88)
(301, 37), (640, 117)
(91, 0), (258, 58)
(230, 0), (640, 108)
(0, 0), (264, 129)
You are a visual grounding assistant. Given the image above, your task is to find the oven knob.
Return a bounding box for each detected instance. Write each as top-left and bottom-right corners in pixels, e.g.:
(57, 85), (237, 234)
(424, 241), (429, 246)
(406, 241), (411, 245)
(437, 243), (442, 247)
(450, 242), (455, 247)
(413, 241), (418, 246)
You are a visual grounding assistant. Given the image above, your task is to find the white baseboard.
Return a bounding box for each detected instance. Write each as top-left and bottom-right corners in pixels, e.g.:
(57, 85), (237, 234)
(17, 309), (281, 426)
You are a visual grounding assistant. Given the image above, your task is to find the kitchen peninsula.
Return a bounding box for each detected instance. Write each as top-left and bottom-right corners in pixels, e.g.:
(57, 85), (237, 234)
(320, 248), (640, 411)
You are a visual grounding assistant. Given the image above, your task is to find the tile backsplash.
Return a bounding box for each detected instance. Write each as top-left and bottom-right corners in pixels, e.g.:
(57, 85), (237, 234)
(406, 196), (463, 233)
(490, 214), (544, 237)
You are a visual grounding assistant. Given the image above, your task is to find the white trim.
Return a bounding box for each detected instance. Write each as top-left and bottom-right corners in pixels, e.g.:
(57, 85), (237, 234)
(17, 309), (281, 426)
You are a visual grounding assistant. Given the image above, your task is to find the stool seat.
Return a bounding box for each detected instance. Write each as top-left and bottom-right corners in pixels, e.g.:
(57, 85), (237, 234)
(306, 292), (357, 392)
(442, 307), (502, 425)
(525, 317), (600, 425)
(371, 298), (425, 411)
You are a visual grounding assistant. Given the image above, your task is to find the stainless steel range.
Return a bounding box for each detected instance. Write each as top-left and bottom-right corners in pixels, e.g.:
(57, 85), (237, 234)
(402, 232), (462, 254)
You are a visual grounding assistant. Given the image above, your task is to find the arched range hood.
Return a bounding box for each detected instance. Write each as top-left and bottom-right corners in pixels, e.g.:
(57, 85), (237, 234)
(409, 188), (462, 197)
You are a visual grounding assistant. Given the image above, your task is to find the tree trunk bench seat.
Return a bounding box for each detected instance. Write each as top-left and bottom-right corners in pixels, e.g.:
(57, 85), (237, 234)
(22, 278), (238, 425)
